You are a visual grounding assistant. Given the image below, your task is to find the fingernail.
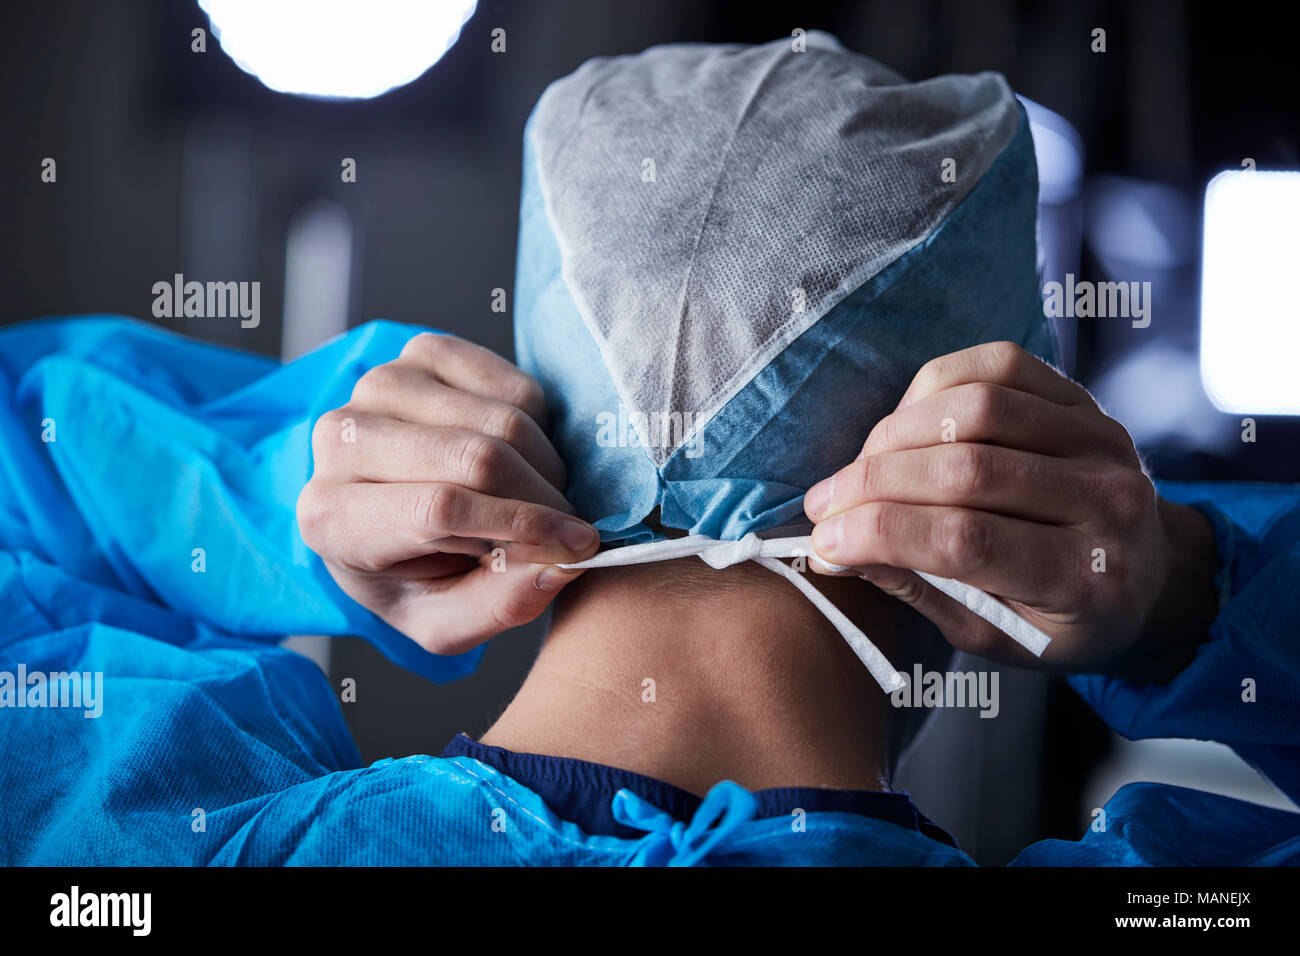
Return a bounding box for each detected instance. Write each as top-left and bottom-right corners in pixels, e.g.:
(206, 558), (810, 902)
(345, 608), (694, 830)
(804, 478), (832, 520)
(535, 566), (575, 591)
(811, 515), (843, 557)
(559, 519), (597, 553)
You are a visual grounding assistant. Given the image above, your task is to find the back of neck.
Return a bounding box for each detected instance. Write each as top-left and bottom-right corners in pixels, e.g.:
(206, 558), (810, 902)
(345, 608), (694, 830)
(481, 559), (895, 796)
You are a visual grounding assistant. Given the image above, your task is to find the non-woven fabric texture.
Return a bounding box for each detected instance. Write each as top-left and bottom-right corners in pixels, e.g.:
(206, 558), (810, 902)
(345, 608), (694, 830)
(0, 316), (478, 686)
(529, 30), (1019, 465)
(515, 32), (1055, 545)
(0, 317), (1298, 864)
(518, 34), (1057, 689)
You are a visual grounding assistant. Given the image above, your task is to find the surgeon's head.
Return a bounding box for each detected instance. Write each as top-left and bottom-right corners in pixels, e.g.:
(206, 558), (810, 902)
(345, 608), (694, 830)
(514, 32), (1051, 546)
(504, 35), (1050, 776)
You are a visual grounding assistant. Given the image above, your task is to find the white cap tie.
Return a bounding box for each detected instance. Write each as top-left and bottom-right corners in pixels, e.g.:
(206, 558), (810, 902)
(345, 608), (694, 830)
(559, 532), (1051, 695)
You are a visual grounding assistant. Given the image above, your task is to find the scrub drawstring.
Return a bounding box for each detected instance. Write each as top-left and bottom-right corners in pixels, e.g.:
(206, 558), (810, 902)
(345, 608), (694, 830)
(612, 781), (758, 866)
(560, 531), (1051, 694)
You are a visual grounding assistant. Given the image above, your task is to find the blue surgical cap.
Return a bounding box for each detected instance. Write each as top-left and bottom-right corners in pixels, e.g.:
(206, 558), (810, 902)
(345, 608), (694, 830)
(515, 33), (1054, 544)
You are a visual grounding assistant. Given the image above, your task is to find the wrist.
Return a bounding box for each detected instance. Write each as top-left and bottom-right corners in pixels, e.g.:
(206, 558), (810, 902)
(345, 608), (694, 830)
(1115, 498), (1219, 683)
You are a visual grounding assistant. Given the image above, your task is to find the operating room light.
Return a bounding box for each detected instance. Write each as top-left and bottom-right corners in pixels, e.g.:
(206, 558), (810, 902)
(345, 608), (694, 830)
(1199, 170), (1300, 415)
(198, 0), (477, 100)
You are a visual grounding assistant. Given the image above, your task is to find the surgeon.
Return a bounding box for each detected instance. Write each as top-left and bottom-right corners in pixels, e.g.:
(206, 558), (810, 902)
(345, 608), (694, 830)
(2, 35), (1298, 866)
(289, 32), (1300, 861)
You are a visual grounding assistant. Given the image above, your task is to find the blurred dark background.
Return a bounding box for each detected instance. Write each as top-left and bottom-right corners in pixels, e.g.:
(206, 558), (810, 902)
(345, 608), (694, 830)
(3, 0), (1296, 864)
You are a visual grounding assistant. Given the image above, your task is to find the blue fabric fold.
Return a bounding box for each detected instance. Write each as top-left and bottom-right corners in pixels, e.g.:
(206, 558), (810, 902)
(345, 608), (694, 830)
(1069, 481), (1300, 805)
(0, 316), (481, 684)
(0, 316), (1296, 866)
(613, 782), (759, 866)
(515, 111), (1054, 544)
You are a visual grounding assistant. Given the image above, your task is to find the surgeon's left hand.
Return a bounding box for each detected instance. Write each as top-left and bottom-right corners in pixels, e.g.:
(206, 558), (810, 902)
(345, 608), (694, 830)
(804, 341), (1219, 681)
(298, 333), (599, 657)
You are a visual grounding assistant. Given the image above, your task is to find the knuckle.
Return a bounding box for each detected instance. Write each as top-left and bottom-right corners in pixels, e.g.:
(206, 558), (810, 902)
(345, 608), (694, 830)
(938, 443), (989, 498)
(504, 373), (545, 416)
(869, 416), (896, 454)
(507, 504), (546, 546)
(833, 502), (889, 566)
(967, 382), (1009, 434)
(457, 434), (508, 487)
(401, 331), (446, 363)
(841, 457), (873, 504)
(983, 340), (1027, 380)
(295, 482), (328, 547)
(412, 483), (461, 537)
(1110, 470), (1155, 523)
(1103, 415), (1142, 464)
(941, 509), (991, 570)
(351, 363), (400, 406)
(311, 409), (350, 459)
(860, 501), (892, 550)
(487, 403), (532, 448)
(911, 360), (943, 398)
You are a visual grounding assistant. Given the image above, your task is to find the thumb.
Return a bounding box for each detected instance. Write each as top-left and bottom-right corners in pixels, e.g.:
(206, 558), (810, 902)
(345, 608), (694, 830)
(480, 561), (586, 631)
(391, 560), (585, 656)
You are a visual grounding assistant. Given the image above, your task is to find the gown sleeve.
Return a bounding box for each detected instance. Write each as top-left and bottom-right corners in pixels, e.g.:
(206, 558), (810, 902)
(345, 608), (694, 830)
(0, 315), (483, 684)
(1007, 481), (1300, 865)
(1067, 480), (1300, 804)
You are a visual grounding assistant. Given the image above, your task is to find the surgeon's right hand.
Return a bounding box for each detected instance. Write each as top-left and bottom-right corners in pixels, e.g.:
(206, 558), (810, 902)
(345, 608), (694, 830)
(297, 332), (599, 655)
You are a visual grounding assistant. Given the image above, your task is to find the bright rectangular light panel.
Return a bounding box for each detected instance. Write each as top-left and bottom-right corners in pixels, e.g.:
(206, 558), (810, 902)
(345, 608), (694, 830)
(1200, 170), (1300, 414)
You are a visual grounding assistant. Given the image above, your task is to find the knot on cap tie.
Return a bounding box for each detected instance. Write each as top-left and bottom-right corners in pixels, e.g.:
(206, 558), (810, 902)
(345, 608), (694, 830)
(559, 531), (1050, 693)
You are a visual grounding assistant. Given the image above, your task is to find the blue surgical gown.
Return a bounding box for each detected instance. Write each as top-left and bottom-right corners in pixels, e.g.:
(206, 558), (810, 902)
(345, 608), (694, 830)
(0, 317), (1297, 866)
